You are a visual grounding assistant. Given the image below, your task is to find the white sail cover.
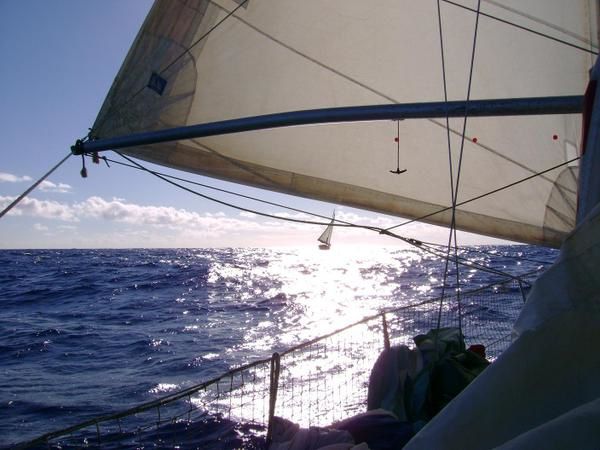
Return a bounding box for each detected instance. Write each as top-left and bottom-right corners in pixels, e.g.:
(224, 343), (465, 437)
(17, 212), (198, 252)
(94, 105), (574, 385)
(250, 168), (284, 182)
(93, 0), (599, 247)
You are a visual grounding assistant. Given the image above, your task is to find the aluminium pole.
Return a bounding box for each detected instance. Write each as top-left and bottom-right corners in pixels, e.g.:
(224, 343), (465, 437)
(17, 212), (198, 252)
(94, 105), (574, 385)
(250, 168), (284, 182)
(73, 95), (583, 155)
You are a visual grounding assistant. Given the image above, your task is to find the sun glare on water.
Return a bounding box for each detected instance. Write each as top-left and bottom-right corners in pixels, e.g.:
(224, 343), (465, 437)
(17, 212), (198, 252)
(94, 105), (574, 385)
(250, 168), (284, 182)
(180, 246), (442, 428)
(255, 247), (415, 342)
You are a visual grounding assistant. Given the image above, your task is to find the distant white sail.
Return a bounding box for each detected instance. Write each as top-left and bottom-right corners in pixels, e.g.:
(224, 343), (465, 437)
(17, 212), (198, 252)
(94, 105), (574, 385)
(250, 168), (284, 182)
(93, 0), (599, 247)
(317, 212), (335, 249)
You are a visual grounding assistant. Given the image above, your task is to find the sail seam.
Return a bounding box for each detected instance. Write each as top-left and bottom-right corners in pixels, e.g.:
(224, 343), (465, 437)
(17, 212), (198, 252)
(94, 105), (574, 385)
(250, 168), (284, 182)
(426, 118), (578, 196)
(190, 139), (282, 188)
(96, 0), (248, 134)
(209, 0), (575, 197)
(209, 1), (399, 104)
(385, 157), (580, 232)
(544, 203), (576, 229)
(443, 0), (598, 55)
(482, 0), (597, 48)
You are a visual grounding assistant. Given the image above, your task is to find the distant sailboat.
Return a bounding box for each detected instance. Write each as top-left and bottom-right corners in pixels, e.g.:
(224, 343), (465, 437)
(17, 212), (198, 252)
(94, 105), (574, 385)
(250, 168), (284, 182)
(318, 212), (335, 250)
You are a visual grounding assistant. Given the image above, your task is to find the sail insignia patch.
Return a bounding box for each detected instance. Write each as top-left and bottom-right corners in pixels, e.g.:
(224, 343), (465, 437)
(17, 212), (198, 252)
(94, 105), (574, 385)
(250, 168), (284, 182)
(147, 72), (167, 95)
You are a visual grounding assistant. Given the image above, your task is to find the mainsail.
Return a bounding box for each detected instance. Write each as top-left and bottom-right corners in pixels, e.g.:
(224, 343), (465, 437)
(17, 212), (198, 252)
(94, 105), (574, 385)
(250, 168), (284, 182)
(91, 0), (598, 247)
(317, 211), (335, 249)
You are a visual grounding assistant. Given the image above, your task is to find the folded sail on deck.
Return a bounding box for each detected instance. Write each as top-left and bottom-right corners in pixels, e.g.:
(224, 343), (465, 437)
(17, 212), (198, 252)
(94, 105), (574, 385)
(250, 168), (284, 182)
(92, 0), (599, 247)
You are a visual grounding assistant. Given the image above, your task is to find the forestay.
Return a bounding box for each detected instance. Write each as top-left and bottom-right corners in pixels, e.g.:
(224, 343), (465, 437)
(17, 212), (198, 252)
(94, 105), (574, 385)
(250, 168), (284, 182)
(92, 0), (599, 247)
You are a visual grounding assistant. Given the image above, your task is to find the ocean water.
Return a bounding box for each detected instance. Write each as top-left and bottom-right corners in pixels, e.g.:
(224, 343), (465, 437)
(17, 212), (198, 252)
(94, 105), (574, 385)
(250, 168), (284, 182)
(0, 246), (556, 448)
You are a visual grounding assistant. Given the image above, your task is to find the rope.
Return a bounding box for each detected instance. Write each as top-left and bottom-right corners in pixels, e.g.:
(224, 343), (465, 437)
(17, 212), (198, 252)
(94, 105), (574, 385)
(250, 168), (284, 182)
(93, 152), (571, 271)
(114, 152), (336, 228)
(105, 154), (524, 282)
(0, 153), (72, 220)
(87, 153), (528, 283)
(88, 154), (336, 223)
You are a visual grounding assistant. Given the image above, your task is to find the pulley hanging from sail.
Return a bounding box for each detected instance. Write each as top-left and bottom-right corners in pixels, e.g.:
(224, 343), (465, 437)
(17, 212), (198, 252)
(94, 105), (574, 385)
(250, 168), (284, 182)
(390, 120), (407, 175)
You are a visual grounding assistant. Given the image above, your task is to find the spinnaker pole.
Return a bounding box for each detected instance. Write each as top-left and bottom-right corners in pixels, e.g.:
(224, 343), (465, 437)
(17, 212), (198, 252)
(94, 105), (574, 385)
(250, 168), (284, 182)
(72, 95), (583, 155)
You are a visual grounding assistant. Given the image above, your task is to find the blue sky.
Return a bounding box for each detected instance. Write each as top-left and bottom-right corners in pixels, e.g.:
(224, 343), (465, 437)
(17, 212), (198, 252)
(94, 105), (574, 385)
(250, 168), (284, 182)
(0, 1), (508, 249)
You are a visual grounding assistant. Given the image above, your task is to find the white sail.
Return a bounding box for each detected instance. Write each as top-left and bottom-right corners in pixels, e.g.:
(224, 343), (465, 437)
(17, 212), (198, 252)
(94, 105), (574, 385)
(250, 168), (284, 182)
(93, 0), (599, 247)
(317, 212), (335, 248)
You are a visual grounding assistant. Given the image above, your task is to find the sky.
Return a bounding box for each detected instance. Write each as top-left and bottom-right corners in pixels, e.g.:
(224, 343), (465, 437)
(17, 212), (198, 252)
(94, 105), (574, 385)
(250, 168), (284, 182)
(0, 1), (511, 249)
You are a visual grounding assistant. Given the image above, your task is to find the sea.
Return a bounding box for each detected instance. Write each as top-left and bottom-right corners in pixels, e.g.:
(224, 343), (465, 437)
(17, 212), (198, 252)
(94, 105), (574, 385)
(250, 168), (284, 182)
(0, 246), (557, 448)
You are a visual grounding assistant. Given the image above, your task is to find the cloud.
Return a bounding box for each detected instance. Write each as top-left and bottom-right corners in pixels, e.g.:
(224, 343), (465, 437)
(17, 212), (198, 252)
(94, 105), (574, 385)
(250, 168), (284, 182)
(73, 196), (273, 235)
(0, 196), (79, 221)
(39, 180), (72, 193)
(0, 195), (269, 235)
(0, 172), (32, 183)
(0, 173), (71, 193)
(33, 223), (49, 231)
(1, 195), (504, 248)
(75, 196), (207, 226)
(0, 193), (395, 240)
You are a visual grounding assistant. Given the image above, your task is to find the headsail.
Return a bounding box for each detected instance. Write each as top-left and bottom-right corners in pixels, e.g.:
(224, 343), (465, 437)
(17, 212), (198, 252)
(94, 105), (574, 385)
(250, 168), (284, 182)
(318, 211), (335, 249)
(92, 0), (599, 247)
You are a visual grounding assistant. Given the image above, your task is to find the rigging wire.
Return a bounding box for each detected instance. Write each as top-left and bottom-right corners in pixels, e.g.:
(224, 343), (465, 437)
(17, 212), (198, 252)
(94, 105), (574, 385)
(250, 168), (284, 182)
(435, 0), (459, 333)
(384, 156), (580, 232)
(94, 153), (579, 243)
(452, 0), (483, 330)
(442, 0), (598, 56)
(114, 152), (341, 229)
(89, 153), (559, 271)
(90, 155), (336, 223)
(98, 152), (528, 283)
(436, 0), (483, 332)
(0, 153), (72, 220)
